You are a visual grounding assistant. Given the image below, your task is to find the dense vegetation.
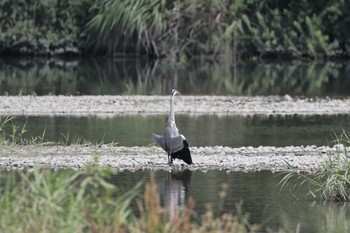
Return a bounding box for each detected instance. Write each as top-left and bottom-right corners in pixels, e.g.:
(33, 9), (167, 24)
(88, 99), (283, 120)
(0, 0), (349, 60)
(0, 168), (260, 233)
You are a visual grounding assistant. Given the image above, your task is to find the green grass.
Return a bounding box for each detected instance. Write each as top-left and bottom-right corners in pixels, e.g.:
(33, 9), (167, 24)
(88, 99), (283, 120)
(0, 116), (30, 145)
(279, 130), (350, 202)
(0, 116), (119, 147)
(0, 167), (261, 233)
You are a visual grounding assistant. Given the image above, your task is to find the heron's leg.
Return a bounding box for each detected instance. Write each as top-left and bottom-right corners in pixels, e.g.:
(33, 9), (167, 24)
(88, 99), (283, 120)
(168, 153), (173, 165)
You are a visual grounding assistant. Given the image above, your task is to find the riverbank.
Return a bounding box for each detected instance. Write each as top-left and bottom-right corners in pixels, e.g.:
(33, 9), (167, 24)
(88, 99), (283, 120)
(0, 145), (342, 173)
(0, 95), (348, 172)
(0, 95), (349, 116)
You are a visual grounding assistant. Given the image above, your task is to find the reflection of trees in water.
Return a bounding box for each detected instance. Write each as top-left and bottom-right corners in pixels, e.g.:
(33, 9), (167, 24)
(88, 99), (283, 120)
(157, 169), (192, 220)
(0, 57), (349, 96)
(0, 57), (78, 95)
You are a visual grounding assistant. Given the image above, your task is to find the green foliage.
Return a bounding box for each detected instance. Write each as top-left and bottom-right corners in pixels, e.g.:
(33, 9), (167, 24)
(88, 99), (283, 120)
(83, 0), (350, 59)
(0, 169), (260, 233)
(280, 131), (350, 202)
(84, 0), (168, 56)
(0, 167), (140, 232)
(0, 116), (29, 145)
(0, 0), (94, 55)
(247, 2), (343, 58)
(1, 0), (350, 59)
(0, 0), (350, 58)
(0, 116), (51, 145)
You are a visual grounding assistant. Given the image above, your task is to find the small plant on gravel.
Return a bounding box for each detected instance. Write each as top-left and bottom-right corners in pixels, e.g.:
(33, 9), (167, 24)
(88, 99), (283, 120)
(280, 130), (350, 201)
(0, 116), (49, 145)
(59, 132), (71, 146)
(0, 116), (117, 147)
(0, 116), (28, 145)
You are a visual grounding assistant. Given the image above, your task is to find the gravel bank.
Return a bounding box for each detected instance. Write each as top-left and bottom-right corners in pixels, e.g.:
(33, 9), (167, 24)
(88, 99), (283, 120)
(0, 95), (349, 116)
(0, 145), (342, 173)
(0, 95), (348, 172)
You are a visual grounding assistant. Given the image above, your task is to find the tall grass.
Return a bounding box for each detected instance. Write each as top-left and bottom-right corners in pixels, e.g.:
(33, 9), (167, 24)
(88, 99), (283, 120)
(0, 168), (261, 233)
(84, 0), (168, 56)
(0, 116), (118, 146)
(0, 167), (141, 232)
(280, 130), (350, 202)
(0, 116), (31, 145)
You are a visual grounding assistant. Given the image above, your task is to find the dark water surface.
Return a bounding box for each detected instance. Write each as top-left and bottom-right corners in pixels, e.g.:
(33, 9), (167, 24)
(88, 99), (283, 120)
(116, 170), (349, 233)
(9, 114), (350, 147)
(1, 58), (350, 96)
(1, 169), (345, 233)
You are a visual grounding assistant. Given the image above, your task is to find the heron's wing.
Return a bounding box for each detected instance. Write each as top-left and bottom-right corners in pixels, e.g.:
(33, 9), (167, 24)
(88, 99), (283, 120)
(171, 136), (192, 165)
(168, 135), (185, 154)
(153, 134), (166, 151)
(173, 146), (192, 165)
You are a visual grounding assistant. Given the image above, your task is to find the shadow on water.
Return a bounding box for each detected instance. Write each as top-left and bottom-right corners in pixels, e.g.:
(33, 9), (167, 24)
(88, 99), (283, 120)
(0, 57), (350, 96)
(8, 114), (350, 147)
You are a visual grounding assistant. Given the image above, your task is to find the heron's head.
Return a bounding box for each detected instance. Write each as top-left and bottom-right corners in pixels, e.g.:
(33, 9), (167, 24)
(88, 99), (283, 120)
(171, 89), (179, 96)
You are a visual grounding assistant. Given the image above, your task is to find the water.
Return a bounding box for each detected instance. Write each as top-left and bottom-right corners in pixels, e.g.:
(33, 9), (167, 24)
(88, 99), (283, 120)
(8, 114), (350, 147)
(0, 169), (347, 232)
(1, 58), (350, 232)
(1, 58), (350, 96)
(111, 170), (350, 233)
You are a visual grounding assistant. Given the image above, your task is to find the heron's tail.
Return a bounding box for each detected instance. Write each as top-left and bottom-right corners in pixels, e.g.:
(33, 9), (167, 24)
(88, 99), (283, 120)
(172, 141), (192, 165)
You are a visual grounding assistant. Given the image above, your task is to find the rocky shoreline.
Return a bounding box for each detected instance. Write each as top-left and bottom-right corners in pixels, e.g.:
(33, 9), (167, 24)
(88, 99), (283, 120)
(0, 95), (349, 116)
(0, 145), (343, 173)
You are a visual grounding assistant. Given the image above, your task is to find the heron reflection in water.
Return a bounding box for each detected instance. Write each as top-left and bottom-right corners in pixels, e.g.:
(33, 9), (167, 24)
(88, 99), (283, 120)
(157, 169), (192, 220)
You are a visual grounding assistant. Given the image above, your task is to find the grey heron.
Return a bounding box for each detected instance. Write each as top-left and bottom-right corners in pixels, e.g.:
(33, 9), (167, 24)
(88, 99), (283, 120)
(153, 89), (193, 165)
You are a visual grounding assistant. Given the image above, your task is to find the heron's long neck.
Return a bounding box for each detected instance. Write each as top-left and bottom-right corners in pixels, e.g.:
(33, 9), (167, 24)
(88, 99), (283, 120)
(168, 94), (176, 123)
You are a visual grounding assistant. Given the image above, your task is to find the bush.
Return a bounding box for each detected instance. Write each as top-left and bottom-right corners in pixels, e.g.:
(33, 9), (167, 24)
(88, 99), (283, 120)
(1, 0), (350, 60)
(280, 131), (350, 202)
(0, 0), (94, 56)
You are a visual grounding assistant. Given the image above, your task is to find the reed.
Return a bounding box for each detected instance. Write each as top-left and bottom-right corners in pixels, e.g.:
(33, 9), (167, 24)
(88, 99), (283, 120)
(280, 130), (350, 202)
(0, 168), (260, 233)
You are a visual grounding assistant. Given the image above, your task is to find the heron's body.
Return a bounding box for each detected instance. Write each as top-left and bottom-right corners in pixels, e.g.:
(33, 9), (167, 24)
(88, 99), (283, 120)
(153, 90), (192, 165)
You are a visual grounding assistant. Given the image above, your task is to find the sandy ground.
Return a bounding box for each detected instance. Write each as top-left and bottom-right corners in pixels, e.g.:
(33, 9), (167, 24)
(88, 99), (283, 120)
(0, 95), (348, 172)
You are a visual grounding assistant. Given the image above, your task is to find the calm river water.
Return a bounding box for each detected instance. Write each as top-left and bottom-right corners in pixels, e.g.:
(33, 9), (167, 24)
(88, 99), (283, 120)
(0, 169), (347, 233)
(0, 58), (350, 96)
(116, 170), (349, 233)
(10, 114), (350, 147)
